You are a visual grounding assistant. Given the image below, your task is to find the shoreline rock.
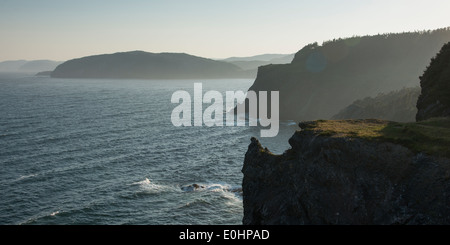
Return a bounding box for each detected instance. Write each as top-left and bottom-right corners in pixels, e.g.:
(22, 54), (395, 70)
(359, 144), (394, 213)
(242, 129), (450, 225)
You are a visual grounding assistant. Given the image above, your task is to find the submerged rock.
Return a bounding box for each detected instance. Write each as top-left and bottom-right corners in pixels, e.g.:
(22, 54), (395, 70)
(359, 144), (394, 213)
(180, 183), (242, 195)
(181, 184), (206, 192)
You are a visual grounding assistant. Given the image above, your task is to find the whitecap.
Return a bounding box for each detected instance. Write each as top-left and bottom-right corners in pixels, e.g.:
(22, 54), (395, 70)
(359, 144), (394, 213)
(132, 178), (176, 194)
(206, 183), (228, 192)
(18, 210), (62, 225)
(223, 192), (243, 207)
(205, 183), (243, 206)
(15, 174), (37, 181)
(132, 178), (151, 186)
(180, 183), (229, 193)
(181, 182), (242, 200)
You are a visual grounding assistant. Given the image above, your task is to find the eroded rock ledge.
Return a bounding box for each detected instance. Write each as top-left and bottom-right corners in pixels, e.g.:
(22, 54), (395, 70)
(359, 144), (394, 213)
(242, 123), (450, 225)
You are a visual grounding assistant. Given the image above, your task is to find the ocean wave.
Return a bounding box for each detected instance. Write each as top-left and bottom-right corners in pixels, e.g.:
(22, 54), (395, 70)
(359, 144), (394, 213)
(177, 182), (242, 213)
(132, 178), (177, 194)
(180, 182), (242, 202)
(15, 174), (38, 182)
(222, 191), (243, 207)
(18, 209), (62, 225)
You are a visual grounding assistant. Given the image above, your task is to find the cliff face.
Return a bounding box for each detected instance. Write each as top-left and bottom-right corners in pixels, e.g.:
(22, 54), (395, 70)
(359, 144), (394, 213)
(242, 122), (450, 225)
(246, 28), (450, 121)
(416, 42), (450, 121)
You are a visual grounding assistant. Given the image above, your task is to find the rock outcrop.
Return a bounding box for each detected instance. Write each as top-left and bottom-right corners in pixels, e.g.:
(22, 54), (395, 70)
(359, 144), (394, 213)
(416, 41), (450, 121)
(242, 122), (450, 225)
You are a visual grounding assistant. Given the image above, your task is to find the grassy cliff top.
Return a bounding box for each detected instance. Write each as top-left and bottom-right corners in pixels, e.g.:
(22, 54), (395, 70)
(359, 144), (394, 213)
(299, 118), (450, 158)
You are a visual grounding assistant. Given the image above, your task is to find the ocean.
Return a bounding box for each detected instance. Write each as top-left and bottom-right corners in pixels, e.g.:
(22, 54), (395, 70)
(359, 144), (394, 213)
(0, 73), (298, 225)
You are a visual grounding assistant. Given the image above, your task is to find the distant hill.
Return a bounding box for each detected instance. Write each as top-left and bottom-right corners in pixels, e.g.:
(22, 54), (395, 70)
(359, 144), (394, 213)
(51, 51), (254, 79)
(222, 54), (293, 62)
(19, 60), (63, 72)
(244, 27), (450, 121)
(0, 60), (62, 73)
(222, 53), (295, 71)
(35, 71), (53, 76)
(268, 54), (296, 64)
(332, 87), (421, 122)
(225, 60), (269, 71)
(0, 60), (27, 72)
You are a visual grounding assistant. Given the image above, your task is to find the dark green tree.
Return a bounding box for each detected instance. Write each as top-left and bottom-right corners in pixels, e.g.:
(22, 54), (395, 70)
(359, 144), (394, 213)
(416, 41), (450, 121)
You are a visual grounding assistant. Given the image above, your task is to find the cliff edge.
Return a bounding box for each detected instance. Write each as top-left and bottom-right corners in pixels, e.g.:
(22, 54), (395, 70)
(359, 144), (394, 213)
(242, 119), (450, 225)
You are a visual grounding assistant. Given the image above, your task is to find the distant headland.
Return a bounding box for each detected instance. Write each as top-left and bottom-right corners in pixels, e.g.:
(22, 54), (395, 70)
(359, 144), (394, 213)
(51, 51), (257, 79)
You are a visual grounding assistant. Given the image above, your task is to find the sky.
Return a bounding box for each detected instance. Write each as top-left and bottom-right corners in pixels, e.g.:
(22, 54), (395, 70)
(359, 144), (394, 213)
(0, 0), (449, 62)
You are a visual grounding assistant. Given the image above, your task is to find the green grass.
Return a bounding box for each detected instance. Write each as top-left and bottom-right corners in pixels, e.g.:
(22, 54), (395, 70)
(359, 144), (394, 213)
(300, 118), (450, 158)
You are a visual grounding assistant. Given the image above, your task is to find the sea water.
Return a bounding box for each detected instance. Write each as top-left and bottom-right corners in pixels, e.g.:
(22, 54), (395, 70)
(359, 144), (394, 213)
(0, 74), (297, 225)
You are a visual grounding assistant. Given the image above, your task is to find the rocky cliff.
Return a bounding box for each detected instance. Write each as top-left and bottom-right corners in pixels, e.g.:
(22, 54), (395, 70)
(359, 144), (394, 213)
(245, 28), (450, 121)
(242, 119), (450, 225)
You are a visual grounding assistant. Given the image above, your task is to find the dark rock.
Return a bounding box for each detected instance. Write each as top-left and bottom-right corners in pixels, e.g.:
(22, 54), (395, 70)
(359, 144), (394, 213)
(298, 121), (316, 130)
(242, 132), (450, 225)
(181, 184), (206, 192)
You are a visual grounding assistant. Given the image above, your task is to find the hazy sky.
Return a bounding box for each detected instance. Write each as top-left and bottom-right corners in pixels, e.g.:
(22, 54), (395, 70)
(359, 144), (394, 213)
(1, 0), (449, 61)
